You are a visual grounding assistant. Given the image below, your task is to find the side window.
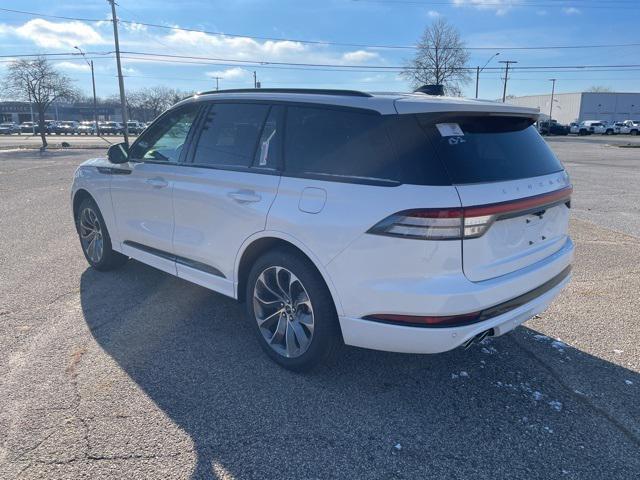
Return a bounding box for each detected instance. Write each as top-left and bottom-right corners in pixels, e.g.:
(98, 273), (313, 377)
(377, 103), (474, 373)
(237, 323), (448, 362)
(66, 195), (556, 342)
(129, 104), (199, 162)
(192, 103), (269, 168)
(253, 105), (283, 170)
(284, 106), (395, 181)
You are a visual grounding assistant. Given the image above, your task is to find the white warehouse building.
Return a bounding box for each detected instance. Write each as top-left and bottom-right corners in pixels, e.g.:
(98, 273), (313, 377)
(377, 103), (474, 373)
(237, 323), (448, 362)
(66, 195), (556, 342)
(507, 92), (640, 125)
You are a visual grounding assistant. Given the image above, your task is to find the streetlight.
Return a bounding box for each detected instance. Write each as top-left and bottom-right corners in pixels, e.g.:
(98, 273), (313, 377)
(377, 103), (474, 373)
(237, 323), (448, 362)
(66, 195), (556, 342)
(475, 52), (499, 99)
(74, 46), (99, 136)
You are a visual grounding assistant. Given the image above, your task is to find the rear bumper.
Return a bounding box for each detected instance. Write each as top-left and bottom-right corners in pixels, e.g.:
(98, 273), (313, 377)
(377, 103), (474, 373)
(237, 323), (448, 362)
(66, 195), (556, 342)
(336, 237), (573, 354)
(340, 271), (570, 354)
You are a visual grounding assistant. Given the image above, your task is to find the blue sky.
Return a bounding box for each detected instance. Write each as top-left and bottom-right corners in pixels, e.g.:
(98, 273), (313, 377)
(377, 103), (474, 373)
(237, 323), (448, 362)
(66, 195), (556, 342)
(1, 0), (639, 100)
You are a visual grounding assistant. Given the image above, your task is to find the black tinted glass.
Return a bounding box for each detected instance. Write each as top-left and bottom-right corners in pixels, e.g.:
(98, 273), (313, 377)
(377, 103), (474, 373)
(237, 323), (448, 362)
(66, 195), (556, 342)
(417, 114), (564, 184)
(193, 103), (269, 167)
(285, 106), (400, 183)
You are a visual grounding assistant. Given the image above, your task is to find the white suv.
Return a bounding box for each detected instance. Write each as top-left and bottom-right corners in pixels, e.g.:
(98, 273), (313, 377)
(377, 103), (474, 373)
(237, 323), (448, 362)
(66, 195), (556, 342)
(71, 89), (573, 371)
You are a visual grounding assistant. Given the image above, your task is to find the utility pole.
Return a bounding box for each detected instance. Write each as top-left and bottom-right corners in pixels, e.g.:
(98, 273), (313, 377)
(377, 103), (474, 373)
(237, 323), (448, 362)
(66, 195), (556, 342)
(253, 71), (257, 88)
(211, 76), (221, 91)
(107, 0), (129, 147)
(475, 52), (500, 99)
(499, 60), (517, 102)
(548, 78), (556, 123)
(75, 46), (99, 136)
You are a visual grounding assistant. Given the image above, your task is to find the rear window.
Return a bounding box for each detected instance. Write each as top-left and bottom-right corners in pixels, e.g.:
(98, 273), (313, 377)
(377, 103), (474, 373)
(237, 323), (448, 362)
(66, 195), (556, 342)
(416, 114), (564, 184)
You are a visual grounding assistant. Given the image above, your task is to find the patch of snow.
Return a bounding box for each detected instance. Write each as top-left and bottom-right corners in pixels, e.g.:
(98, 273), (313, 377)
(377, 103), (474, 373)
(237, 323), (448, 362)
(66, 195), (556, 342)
(551, 340), (566, 352)
(481, 346), (498, 355)
(533, 334), (549, 341)
(613, 349), (623, 354)
(624, 380), (633, 385)
(543, 426), (554, 433)
(548, 400), (563, 412)
(460, 371), (469, 377)
(394, 443), (402, 450)
(532, 391), (544, 401)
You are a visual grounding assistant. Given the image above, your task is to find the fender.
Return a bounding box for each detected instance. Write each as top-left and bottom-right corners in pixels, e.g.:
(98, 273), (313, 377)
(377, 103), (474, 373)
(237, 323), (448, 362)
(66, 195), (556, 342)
(234, 230), (346, 317)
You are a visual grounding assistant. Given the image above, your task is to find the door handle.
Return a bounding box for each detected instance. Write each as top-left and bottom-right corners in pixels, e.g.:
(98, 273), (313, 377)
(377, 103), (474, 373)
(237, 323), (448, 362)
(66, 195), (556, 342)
(146, 177), (169, 188)
(228, 189), (262, 204)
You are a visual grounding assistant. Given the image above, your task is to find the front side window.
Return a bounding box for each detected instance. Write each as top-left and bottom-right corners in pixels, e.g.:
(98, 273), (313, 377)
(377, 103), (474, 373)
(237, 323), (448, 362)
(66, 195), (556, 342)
(192, 103), (270, 168)
(129, 104), (199, 162)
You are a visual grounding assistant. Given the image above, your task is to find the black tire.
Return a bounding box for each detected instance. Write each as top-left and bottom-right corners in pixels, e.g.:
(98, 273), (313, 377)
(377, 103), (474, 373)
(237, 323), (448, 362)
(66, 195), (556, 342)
(631, 130), (639, 136)
(245, 248), (342, 372)
(76, 197), (128, 271)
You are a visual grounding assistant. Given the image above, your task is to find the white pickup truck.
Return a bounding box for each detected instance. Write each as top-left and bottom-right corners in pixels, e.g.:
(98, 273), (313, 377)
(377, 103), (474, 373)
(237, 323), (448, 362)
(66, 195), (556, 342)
(614, 120), (640, 135)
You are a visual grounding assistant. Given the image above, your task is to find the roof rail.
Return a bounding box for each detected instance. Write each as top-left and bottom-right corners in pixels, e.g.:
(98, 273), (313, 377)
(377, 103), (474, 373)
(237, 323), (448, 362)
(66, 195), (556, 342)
(195, 88), (373, 98)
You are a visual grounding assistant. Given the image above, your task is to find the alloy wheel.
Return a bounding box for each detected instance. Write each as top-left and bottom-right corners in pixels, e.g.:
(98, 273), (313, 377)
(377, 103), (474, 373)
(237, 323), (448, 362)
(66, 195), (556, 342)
(79, 207), (104, 264)
(253, 266), (315, 358)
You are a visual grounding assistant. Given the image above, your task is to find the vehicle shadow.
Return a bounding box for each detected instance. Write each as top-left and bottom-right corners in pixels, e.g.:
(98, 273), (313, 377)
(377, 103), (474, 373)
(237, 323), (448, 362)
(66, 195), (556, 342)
(80, 261), (640, 479)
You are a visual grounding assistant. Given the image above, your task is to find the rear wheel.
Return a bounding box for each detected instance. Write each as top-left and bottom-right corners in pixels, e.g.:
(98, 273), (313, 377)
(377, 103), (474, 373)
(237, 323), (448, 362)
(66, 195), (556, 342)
(76, 197), (128, 271)
(246, 249), (341, 371)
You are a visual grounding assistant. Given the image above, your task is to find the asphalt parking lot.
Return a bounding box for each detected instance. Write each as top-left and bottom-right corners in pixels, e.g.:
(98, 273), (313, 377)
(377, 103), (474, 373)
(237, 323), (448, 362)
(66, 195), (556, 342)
(1, 138), (639, 479)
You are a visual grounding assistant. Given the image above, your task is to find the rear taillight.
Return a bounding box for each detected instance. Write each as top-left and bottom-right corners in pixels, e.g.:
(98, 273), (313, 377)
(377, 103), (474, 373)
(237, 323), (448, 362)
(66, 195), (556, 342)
(367, 186), (572, 241)
(367, 208), (463, 240)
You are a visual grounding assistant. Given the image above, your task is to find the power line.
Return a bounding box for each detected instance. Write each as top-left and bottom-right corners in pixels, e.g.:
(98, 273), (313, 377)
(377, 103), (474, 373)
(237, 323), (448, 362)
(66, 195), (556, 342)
(2, 7), (640, 51)
(4, 51), (640, 75)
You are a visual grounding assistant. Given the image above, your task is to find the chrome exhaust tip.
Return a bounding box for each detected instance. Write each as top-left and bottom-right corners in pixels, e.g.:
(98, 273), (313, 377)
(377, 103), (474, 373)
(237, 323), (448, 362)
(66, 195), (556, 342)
(462, 329), (494, 350)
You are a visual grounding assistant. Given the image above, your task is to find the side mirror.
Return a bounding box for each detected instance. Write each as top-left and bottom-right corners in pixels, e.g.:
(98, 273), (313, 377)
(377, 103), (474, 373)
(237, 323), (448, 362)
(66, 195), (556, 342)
(107, 142), (129, 164)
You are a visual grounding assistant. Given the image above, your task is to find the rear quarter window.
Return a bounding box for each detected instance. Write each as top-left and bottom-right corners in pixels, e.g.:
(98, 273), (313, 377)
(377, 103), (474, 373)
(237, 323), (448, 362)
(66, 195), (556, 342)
(283, 106), (450, 185)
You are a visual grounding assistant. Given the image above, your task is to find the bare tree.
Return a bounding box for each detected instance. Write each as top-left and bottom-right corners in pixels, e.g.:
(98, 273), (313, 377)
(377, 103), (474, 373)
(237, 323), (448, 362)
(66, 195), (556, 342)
(4, 57), (78, 149)
(122, 86), (191, 122)
(402, 18), (471, 96)
(586, 85), (612, 93)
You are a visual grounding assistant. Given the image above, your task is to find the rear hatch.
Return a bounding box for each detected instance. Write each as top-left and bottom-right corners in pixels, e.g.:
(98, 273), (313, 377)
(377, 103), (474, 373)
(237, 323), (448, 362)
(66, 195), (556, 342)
(413, 112), (572, 282)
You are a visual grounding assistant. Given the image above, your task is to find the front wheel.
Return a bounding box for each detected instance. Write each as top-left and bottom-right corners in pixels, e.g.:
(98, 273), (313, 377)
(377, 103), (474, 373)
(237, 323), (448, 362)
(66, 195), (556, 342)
(76, 197), (128, 271)
(246, 249), (342, 371)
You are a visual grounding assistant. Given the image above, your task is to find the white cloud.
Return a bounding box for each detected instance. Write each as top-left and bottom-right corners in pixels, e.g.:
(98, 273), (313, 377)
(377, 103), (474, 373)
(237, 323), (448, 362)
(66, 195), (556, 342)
(122, 22), (148, 33)
(13, 19), (105, 48)
(341, 50), (380, 64)
(55, 61), (91, 72)
(563, 7), (581, 15)
(453, 0), (520, 16)
(163, 30), (306, 60)
(427, 10), (441, 18)
(206, 67), (249, 80)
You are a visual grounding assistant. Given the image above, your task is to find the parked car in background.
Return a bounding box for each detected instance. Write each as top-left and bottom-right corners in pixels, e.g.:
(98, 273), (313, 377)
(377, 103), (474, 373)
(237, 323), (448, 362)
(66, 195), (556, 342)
(620, 120), (640, 135)
(0, 122), (20, 134)
(20, 121), (37, 134)
(601, 121), (616, 135)
(538, 120), (569, 136)
(99, 121), (123, 135)
(53, 121), (79, 135)
(71, 88), (573, 371)
(77, 121), (97, 135)
(580, 121), (606, 135)
(569, 122), (580, 134)
(126, 121), (145, 135)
